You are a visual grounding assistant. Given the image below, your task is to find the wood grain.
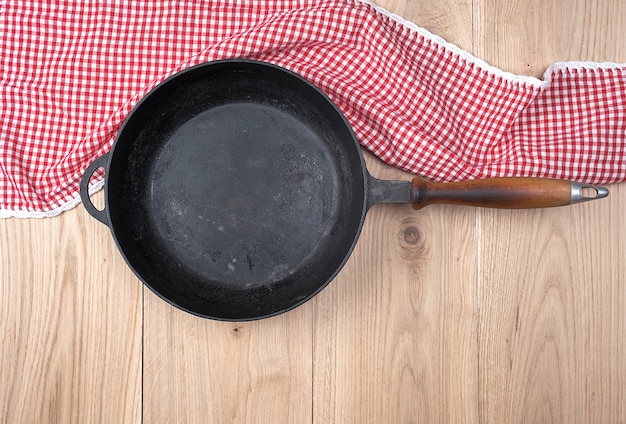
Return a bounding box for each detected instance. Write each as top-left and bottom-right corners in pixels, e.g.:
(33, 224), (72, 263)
(1, 1), (625, 424)
(313, 153), (480, 424)
(477, 191), (626, 423)
(312, 2), (479, 422)
(474, 0), (626, 74)
(475, 1), (626, 422)
(142, 291), (313, 424)
(0, 194), (142, 423)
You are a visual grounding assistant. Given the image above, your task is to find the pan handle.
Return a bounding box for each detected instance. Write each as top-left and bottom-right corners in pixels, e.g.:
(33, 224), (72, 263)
(410, 176), (609, 209)
(80, 153), (110, 225)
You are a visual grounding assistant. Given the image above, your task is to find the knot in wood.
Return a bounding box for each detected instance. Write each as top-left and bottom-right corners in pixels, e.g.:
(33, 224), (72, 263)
(230, 325), (244, 337)
(403, 226), (421, 245)
(396, 218), (429, 262)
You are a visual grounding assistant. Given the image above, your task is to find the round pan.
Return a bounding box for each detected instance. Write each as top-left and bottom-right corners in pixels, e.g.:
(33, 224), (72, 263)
(80, 60), (608, 321)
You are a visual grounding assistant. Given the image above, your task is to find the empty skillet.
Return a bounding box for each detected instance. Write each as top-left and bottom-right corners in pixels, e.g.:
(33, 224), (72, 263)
(80, 60), (608, 320)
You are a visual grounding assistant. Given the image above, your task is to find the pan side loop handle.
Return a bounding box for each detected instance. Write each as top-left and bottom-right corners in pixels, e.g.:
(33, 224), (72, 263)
(80, 153), (110, 226)
(410, 176), (609, 210)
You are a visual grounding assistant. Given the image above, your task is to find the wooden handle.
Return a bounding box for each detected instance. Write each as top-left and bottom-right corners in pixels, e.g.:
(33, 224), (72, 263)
(411, 177), (577, 210)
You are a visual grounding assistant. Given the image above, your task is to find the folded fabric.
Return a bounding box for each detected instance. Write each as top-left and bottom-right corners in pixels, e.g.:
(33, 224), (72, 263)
(1, 0), (624, 217)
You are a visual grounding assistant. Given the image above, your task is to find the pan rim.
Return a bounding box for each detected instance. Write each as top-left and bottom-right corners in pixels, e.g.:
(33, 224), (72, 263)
(102, 59), (371, 320)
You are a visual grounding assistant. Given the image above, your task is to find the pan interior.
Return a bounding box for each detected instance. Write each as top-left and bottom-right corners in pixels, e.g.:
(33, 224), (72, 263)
(107, 61), (366, 320)
(151, 102), (340, 287)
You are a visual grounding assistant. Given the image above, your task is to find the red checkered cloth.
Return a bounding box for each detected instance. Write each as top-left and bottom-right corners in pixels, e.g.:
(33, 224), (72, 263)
(1, 0), (625, 217)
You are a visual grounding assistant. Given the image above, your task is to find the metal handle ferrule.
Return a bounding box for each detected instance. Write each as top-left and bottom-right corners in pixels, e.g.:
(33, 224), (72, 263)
(571, 182), (609, 204)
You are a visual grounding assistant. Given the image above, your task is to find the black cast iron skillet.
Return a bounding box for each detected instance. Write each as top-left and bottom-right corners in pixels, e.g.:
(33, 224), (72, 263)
(80, 60), (608, 321)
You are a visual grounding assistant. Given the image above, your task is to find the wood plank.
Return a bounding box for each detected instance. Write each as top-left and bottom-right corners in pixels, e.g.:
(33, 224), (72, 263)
(375, 0), (474, 49)
(312, 2), (479, 422)
(474, 0), (626, 73)
(477, 190), (626, 423)
(312, 153), (479, 423)
(474, 0), (626, 422)
(142, 278), (313, 424)
(0, 197), (142, 423)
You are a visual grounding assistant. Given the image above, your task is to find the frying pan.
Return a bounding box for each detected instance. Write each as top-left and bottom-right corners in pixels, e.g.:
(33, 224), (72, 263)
(80, 59), (608, 321)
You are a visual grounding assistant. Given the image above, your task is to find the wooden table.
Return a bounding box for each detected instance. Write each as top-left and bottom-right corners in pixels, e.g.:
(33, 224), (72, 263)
(2, 1), (624, 422)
